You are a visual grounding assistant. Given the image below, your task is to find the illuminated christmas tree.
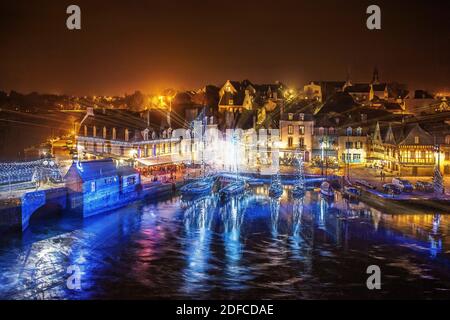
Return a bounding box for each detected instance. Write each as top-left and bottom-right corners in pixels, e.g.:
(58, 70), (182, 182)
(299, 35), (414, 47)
(433, 166), (444, 195)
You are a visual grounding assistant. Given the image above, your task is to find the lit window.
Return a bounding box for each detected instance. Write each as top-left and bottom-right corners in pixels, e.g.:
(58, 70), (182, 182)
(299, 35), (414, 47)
(288, 113), (294, 120)
(414, 136), (419, 144)
(356, 127), (362, 136)
(346, 127), (352, 136)
(299, 126), (305, 135)
(229, 99), (234, 105)
(90, 181), (96, 192)
(288, 125), (293, 134)
(288, 137), (293, 147)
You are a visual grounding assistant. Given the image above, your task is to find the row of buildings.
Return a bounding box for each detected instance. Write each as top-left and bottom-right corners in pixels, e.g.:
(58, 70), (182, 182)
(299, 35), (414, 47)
(71, 73), (450, 177)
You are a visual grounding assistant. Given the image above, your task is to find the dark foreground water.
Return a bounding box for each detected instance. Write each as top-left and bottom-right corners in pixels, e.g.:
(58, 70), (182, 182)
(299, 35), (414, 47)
(1, 186), (450, 300)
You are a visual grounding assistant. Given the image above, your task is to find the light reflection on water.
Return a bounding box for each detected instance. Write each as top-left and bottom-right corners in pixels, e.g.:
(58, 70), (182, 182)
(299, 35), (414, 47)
(0, 186), (450, 299)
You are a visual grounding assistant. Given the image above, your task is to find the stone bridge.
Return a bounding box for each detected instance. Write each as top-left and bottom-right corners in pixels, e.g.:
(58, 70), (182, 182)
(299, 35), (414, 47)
(0, 187), (67, 232)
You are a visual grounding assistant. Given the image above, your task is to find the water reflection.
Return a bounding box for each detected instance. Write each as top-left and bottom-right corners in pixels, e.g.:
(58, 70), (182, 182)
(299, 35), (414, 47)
(181, 195), (218, 295)
(221, 195), (249, 290)
(1, 187), (450, 299)
(270, 198), (280, 237)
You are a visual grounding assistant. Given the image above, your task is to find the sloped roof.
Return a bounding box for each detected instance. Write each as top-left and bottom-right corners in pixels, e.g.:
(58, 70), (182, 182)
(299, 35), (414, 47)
(219, 90), (246, 106)
(68, 159), (118, 181)
(372, 83), (387, 92)
(398, 124), (434, 145)
(345, 83), (370, 93)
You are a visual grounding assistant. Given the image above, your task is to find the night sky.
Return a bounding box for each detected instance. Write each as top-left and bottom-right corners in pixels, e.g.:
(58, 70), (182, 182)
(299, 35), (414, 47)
(0, 0), (449, 95)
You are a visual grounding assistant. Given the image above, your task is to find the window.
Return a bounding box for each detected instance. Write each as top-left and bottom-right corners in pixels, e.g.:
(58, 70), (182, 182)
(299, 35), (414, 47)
(355, 141), (363, 149)
(299, 126), (305, 135)
(125, 129), (129, 141)
(345, 141), (353, 149)
(112, 128), (117, 140)
(414, 136), (419, 144)
(127, 176), (136, 186)
(356, 127), (362, 136)
(329, 127), (335, 134)
(288, 113), (294, 120)
(299, 137), (304, 147)
(229, 99), (234, 105)
(288, 137), (293, 147)
(288, 125), (293, 134)
(299, 113), (305, 121)
(84, 125), (87, 136)
(346, 127), (352, 136)
(353, 154), (361, 161)
(90, 181), (96, 192)
(103, 127), (107, 139)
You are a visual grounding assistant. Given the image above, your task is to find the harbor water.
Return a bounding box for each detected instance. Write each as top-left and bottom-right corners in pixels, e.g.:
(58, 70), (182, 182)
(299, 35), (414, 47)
(0, 186), (449, 299)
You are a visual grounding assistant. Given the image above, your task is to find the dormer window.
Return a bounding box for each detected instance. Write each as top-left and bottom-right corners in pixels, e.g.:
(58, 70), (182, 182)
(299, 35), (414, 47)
(229, 99), (234, 105)
(103, 127), (107, 139)
(346, 127), (353, 136)
(93, 126), (97, 137)
(112, 128), (117, 140)
(299, 113), (305, 121)
(84, 125), (87, 136)
(356, 127), (362, 136)
(125, 129), (129, 142)
(288, 113), (294, 120)
(414, 136), (419, 144)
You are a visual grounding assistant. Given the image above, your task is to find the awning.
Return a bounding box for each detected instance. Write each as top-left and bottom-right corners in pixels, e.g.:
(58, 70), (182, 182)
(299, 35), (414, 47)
(136, 155), (186, 167)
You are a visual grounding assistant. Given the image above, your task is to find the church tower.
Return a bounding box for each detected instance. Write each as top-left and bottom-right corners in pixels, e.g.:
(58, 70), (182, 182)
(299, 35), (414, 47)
(372, 66), (380, 85)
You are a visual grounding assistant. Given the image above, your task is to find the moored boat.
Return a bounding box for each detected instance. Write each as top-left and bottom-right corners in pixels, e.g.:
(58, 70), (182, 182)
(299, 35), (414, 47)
(219, 180), (246, 199)
(343, 186), (361, 199)
(180, 178), (214, 198)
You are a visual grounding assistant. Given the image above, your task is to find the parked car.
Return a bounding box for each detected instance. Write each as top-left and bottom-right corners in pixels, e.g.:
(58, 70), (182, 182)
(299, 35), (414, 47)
(392, 178), (414, 192)
(383, 183), (402, 195)
(415, 181), (433, 192)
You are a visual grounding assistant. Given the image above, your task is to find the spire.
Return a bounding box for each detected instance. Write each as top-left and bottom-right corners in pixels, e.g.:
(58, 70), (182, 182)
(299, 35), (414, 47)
(345, 67), (352, 87)
(372, 66), (380, 85)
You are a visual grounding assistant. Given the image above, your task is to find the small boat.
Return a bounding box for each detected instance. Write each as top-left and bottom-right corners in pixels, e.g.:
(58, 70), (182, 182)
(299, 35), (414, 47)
(320, 181), (334, 197)
(180, 178), (214, 197)
(219, 180), (246, 199)
(343, 186), (361, 199)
